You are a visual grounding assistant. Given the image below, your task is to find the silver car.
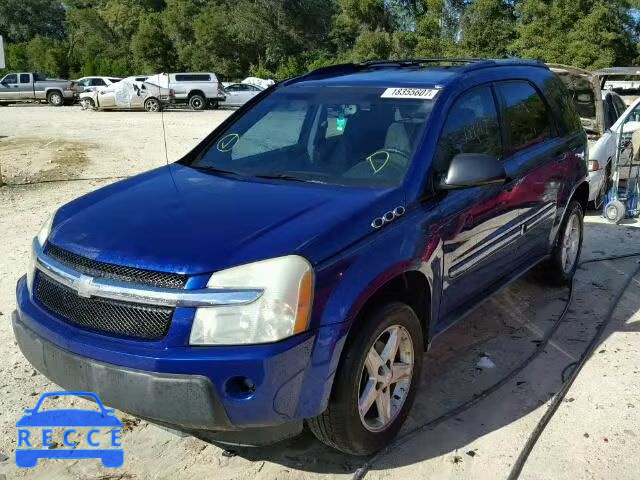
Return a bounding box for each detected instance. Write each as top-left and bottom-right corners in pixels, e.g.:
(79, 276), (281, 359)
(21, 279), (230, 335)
(79, 80), (174, 112)
(220, 83), (263, 107)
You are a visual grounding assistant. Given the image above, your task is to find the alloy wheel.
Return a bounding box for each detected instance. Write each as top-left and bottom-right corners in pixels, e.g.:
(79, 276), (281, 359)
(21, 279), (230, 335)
(358, 325), (414, 432)
(561, 213), (580, 273)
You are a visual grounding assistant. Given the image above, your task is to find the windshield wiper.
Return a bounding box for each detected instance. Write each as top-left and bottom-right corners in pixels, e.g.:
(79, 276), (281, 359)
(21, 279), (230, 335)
(253, 173), (325, 184)
(191, 165), (243, 176)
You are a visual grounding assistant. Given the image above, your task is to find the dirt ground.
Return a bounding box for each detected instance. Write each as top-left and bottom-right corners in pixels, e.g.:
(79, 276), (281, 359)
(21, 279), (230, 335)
(1, 105), (639, 480)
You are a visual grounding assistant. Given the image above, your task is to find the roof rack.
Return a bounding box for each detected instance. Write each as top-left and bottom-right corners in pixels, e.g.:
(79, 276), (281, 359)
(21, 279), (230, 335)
(359, 58), (484, 67)
(283, 58), (545, 86)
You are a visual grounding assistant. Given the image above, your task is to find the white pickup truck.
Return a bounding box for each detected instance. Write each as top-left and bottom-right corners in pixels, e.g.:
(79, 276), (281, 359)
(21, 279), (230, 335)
(0, 72), (76, 106)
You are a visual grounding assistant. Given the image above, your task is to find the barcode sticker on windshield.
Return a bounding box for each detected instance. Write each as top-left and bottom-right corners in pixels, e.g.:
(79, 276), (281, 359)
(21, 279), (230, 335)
(381, 88), (439, 100)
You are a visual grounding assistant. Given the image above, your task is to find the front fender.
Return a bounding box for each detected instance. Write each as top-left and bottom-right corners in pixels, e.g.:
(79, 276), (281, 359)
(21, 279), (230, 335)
(312, 206), (443, 340)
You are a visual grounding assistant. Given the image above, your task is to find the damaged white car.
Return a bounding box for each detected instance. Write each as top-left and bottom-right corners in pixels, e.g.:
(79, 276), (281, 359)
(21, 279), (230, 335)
(549, 64), (628, 208)
(79, 79), (174, 112)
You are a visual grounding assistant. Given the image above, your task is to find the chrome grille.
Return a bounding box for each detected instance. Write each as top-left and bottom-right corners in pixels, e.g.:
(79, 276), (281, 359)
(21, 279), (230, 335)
(44, 243), (188, 289)
(34, 274), (173, 340)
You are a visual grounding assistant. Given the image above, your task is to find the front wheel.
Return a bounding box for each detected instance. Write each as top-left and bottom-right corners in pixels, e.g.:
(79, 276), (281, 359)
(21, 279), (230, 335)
(307, 303), (423, 455)
(535, 200), (584, 285)
(144, 98), (161, 112)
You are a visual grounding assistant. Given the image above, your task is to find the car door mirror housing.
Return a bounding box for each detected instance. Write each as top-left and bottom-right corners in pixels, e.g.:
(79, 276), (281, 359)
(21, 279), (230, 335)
(439, 153), (507, 190)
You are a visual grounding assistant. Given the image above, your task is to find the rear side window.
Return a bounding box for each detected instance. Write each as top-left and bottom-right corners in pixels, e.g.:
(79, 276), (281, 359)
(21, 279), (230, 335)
(175, 74), (211, 82)
(19, 74), (30, 83)
(433, 85), (501, 174)
(90, 78), (106, 86)
(109, 78), (121, 84)
(497, 81), (552, 154)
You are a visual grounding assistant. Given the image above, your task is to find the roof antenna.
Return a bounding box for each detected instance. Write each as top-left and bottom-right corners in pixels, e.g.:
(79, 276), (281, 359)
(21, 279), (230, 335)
(161, 72), (170, 166)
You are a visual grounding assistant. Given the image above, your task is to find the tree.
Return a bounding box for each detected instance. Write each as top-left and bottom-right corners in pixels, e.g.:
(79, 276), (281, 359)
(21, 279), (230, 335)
(460, 0), (515, 58)
(0, 0), (66, 43)
(131, 13), (177, 73)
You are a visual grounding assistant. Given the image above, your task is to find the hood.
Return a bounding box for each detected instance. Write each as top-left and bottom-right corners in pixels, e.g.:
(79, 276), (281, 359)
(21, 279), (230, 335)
(49, 164), (403, 275)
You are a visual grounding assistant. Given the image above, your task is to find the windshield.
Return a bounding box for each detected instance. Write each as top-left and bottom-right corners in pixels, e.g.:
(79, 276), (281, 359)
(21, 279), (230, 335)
(190, 86), (435, 187)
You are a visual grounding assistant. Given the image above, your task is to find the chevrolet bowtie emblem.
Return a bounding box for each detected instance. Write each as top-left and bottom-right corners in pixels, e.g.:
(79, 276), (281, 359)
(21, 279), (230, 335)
(75, 274), (94, 298)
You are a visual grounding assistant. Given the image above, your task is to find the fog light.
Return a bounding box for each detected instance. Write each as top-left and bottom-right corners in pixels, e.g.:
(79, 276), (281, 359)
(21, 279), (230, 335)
(224, 376), (256, 399)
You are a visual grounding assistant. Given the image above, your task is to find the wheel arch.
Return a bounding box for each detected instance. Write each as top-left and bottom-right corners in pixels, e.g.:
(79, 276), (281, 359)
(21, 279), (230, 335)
(346, 270), (432, 351)
(571, 180), (589, 214)
(188, 89), (206, 99)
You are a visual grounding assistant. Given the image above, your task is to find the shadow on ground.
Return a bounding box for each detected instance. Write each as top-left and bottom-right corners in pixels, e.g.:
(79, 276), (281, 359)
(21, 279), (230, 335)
(193, 220), (640, 475)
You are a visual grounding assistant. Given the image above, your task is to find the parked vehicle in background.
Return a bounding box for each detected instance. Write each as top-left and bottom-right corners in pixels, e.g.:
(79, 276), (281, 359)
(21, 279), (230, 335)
(14, 58), (589, 456)
(79, 79), (174, 112)
(549, 64), (627, 208)
(74, 76), (122, 94)
(0, 72), (75, 106)
(121, 75), (149, 83)
(166, 72), (224, 110)
(219, 83), (263, 107)
(596, 67), (640, 106)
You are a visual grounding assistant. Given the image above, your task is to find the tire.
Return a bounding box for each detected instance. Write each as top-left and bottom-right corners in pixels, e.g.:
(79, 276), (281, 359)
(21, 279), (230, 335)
(80, 98), (95, 110)
(144, 98), (161, 112)
(47, 90), (64, 106)
(535, 200), (584, 285)
(604, 199), (626, 224)
(188, 94), (206, 111)
(307, 302), (423, 455)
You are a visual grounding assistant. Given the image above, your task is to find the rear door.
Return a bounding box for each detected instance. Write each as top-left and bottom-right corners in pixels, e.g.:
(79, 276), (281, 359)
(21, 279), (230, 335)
(493, 80), (563, 262)
(18, 73), (34, 99)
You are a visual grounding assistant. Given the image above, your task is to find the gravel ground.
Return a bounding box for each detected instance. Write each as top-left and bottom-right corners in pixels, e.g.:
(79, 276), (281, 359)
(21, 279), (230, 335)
(0, 105), (639, 479)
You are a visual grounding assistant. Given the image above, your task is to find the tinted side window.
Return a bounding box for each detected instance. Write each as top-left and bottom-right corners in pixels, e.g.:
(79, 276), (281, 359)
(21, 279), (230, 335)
(175, 74), (211, 82)
(19, 74), (30, 83)
(434, 86), (501, 174)
(498, 81), (552, 154)
(91, 78), (106, 86)
(3, 74), (17, 84)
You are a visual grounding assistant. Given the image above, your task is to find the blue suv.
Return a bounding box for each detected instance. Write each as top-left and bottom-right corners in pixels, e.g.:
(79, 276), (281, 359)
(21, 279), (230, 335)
(13, 59), (588, 455)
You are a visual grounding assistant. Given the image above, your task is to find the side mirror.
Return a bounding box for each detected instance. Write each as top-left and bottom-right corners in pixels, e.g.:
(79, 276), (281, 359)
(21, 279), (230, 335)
(439, 153), (507, 190)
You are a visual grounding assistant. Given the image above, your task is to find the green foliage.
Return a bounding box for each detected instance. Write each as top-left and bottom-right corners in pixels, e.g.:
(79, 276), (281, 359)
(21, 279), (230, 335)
(0, 0), (66, 43)
(460, 0), (516, 58)
(1, 0), (640, 80)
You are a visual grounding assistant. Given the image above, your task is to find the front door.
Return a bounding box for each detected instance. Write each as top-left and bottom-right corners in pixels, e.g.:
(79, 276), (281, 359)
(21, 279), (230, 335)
(434, 84), (524, 326)
(0, 73), (19, 101)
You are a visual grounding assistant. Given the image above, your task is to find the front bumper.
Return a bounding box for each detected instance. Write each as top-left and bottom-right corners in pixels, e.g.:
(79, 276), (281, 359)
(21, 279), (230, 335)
(13, 313), (233, 430)
(14, 276), (349, 432)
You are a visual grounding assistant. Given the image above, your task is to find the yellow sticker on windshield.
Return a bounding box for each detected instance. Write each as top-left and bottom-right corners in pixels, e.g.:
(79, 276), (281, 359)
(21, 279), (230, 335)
(217, 133), (240, 152)
(367, 150), (390, 174)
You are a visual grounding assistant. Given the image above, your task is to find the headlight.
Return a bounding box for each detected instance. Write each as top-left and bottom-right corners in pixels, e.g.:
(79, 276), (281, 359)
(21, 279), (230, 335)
(28, 211), (56, 293)
(36, 212), (55, 247)
(189, 256), (314, 345)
